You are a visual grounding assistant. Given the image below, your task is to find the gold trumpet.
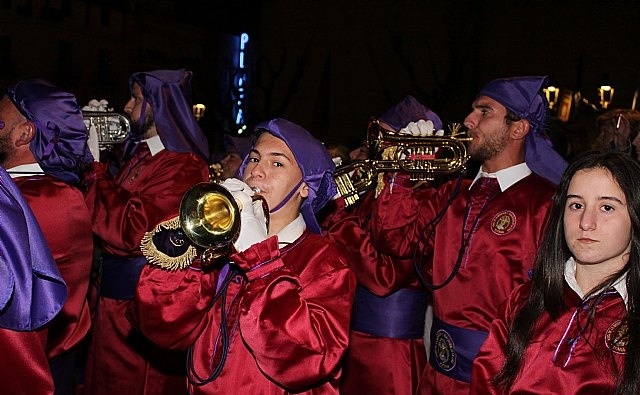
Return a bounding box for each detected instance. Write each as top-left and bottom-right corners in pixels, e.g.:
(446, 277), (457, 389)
(179, 182), (269, 262)
(82, 111), (131, 147)
(335, 120), (472, 207)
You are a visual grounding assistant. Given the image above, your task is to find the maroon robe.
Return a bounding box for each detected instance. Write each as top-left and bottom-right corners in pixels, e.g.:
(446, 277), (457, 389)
(130, 231), (356, 395)
(14, 174), (93, 360)
(371, 172), (555, 395)
(471, 282), (627, 394)
(325, 189), (434, 395)
(83, 145), (210, 395)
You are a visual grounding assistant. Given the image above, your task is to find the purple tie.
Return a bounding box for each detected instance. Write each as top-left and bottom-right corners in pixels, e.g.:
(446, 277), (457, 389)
(463, 177), (500, 238)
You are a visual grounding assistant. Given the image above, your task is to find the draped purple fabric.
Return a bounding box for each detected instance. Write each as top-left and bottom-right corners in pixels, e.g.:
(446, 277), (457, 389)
(6, 79), (93, 185)
(128, 69), (210, 161)
(478, 76), (567, 185)
(0, 167), (66, 331)
(378, 95), (443, 131)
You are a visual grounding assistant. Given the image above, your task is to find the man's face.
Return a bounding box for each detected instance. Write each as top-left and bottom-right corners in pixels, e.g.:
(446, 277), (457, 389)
(242, 132), (307, 218)
(124, 83), (155, 138)
(0, 96), (24, 166)
(463, 96), (512, 162)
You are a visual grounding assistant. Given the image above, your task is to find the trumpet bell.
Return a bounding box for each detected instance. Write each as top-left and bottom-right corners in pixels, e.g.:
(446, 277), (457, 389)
(179, 182), (240, 250)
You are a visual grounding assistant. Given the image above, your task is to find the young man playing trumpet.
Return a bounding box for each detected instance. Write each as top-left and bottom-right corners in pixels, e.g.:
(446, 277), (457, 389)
(130, 118), (356, 395)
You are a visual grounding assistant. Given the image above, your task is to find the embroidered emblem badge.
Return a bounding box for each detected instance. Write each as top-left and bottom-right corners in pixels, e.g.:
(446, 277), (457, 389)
(434, 329), (456, 371)
(491, 211), (517, 235)
(605, 319), (628, 354)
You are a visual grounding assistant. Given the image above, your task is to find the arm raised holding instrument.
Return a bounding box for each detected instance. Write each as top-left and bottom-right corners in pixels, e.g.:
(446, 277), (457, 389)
(130, 118), (356, 395)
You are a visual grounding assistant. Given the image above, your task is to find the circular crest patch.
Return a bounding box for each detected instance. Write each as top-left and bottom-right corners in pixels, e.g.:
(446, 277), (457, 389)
(605, 319), (628, 354)
(491, 211), (517, 235)
(434, 329), (456, 371)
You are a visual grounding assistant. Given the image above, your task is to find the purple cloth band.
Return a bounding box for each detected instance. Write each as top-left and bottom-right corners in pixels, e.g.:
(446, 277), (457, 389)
(0, 167), (66, 331)
(99, 253), (147, 300)
(350, 285), (428, 339)
(429, 316), (488, 383)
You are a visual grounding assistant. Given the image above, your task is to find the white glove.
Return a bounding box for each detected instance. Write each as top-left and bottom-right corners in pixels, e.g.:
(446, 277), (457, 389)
(221, 178), (268, 252)
(88, 125), (100, 162)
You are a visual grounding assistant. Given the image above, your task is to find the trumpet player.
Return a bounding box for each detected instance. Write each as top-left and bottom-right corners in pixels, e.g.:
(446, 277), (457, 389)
(130, 118), (356, 395)
(369, 76), (568, 395)
(323, 95), (442, 395)
(82, 69), (211, 395)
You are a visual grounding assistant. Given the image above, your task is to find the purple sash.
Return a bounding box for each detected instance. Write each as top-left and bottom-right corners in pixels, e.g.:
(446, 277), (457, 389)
(429, 316), (488, 383)
(350, 285), (427, 339)
(99, 253), (147, 300)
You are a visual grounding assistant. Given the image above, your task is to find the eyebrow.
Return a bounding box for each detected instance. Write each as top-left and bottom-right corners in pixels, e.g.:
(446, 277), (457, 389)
(566, 194), (625, 205)
(250, 148), (293, 162)
(472, 102), (493, 111)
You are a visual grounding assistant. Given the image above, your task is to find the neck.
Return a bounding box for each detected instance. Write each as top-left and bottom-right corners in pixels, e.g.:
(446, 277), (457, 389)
(3, 151), (37, 170)
(482, 143), (525, 173)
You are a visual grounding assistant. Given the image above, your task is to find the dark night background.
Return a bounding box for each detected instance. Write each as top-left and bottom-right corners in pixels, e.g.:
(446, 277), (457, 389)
(1, 0), (639, 158)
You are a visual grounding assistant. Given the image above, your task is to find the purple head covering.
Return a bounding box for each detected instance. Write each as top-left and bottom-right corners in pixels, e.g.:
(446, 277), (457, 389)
(478, 75), (567, 184)
(379, 95), (442, 130)
(238, 119), (337, 234)
(0, 166), (66, 331)
(128, 69), (209, 160)
(6, 79), (93, 185)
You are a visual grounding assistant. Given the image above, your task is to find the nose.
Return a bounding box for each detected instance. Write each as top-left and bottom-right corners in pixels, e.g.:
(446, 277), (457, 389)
(249, 160), (265, 179)
(123, 98), (134, 114)
(463, 112), (476, 130)
(579, 209), (597, 231)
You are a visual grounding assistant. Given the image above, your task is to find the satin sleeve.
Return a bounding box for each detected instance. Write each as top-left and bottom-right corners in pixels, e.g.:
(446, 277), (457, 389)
(129, 263), (219, 350)
(370, 175), (440, 259)
(235, 235), (356, 391)
(84, 151), (210, 255)
(325, 191), (418, 295)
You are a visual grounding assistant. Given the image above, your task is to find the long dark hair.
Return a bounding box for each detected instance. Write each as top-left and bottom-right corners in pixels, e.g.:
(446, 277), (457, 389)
(492, 151), (640, 395)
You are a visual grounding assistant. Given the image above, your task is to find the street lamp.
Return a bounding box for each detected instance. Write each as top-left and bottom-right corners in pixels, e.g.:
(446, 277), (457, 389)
(192, 103), (206, 121)
(543, 86), (559, 110)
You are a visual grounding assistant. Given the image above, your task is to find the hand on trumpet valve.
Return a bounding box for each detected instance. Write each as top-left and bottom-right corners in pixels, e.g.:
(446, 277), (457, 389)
(399, 119), (445, 137)
(220, 178), (268, 252)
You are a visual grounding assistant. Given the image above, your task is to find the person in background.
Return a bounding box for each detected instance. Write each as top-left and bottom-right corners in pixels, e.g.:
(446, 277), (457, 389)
(82, 69), (211, 395)
(471, 151), (640, 395)
(593, 109), (640, 160)
(0, 79), (94, 395)
(370, 76), (568, 395)
(324, 95), (442, 395)
(0, 164), (67, 395)
(130, 118), (356, 395)
(219, 133), (251, 180)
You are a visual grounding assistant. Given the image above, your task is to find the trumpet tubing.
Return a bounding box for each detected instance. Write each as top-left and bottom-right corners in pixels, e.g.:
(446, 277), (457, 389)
(82, 111), (131, 147)
(334, 121), (472, 207)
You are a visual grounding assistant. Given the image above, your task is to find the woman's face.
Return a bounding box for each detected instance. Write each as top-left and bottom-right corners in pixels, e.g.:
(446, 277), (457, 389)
(564, 167), (632, 275)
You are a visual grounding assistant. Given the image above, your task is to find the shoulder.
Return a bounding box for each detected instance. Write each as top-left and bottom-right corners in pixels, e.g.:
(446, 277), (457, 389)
(286, 231), (350, 274)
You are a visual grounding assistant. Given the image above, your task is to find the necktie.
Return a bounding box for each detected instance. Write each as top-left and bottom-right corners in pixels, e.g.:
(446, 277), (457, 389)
(463, 177), (500, 239)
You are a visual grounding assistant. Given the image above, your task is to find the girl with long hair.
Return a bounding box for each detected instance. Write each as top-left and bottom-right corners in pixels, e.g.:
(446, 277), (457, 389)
(470, 150), (640, 395)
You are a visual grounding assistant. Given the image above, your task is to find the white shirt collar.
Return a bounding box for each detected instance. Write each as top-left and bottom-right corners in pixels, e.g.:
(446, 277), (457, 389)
(470, 162), (532, 192)
(7, 163), (45, 178)
(564, 257), (629, 310)
(144, 135), (165, 156)
(274, 214), (306, 246)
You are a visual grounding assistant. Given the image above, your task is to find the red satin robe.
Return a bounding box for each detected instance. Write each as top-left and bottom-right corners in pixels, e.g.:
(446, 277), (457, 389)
(14, 175), (93, 360)
(371, 173), (555, 395)
(0, 329), (53, 394)
(83, 146), (210, 395)
(325, 188), (434, 395)
(130, 231), (356, 395)
(471, 282), (627, 394)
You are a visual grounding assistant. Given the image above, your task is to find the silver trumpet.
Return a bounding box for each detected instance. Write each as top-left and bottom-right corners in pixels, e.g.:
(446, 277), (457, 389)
(82, 111), (131, 147)
(334, 120), (472, 207)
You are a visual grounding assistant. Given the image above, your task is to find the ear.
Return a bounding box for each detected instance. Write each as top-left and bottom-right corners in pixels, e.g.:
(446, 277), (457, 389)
(299, 182), (309, 199)
(510, 119), (530, 141)
(14, 121), (36, 147)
